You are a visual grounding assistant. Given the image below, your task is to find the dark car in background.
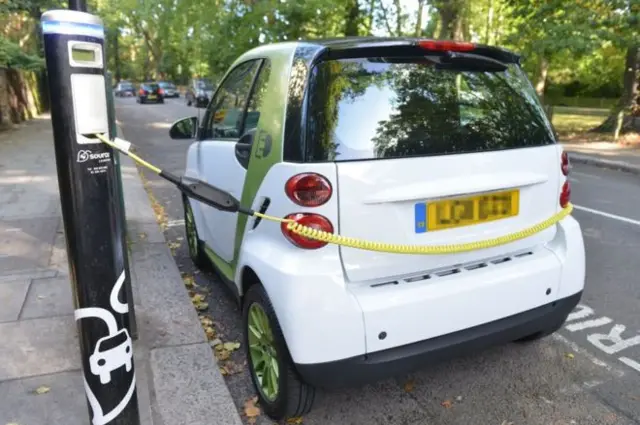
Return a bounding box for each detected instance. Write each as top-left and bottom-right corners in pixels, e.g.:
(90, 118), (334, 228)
(137, 82), (164, 104)
(115, 80), (136, 97)
(158, 81), (179, 98)
(185, 78), (215, 108)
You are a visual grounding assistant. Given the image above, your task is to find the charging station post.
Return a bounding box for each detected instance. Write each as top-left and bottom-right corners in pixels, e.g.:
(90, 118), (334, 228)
(41, 10), (140, 425)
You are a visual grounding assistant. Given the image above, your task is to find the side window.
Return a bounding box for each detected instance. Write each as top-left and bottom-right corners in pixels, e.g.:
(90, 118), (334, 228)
(204, 60), (260, 140)
(243, 60), (272, 132)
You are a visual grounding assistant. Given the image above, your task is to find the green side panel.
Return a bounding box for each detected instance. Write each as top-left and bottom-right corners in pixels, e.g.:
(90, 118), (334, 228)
(230, 50), (294, 275)
(204, 245), (235, 282)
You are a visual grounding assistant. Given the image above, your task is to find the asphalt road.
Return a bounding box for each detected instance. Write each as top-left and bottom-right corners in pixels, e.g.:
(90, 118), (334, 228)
(115, 96), (640, 425)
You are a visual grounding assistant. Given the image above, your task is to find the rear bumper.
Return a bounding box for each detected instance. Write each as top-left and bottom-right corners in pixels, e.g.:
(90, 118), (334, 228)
(295, 290), (581, 389)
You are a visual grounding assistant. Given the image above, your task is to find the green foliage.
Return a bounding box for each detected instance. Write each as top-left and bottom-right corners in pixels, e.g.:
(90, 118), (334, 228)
(0, 36), (44, 71)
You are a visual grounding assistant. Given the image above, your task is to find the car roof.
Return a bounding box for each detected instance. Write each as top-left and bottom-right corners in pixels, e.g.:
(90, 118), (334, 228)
(235, 36), (520, 65)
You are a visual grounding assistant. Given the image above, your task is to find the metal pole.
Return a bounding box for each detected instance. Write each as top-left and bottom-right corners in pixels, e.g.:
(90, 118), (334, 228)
(68, 0), (87, 12)
(41, 9), (140, 425)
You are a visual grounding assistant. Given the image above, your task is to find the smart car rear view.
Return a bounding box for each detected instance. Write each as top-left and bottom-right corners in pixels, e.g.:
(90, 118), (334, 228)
(170, 37), (585, 421)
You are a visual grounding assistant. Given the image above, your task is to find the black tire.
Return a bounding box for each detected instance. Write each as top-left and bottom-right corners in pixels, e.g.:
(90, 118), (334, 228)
(514, 318), (566, 343)
(243, 284), (315, 420)
(186, 97), (192, 106)
(183, 196), (209, 269)
(159, 99), (164, 104)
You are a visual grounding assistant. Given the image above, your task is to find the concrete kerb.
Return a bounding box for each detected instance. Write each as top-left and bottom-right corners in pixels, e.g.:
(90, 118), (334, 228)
(567, 152), (640, 176)
(116, 123), (243, 425)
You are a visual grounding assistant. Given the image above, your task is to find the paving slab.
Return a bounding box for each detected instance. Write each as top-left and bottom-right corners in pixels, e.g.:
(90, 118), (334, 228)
(130, 242), (204, 349)
(150, 343), (242, 425)
(0, 279), (30, 322)
(0, 315), (80, 381)
(21, 276), (74, 319)
(0, 370), (88, 425)
(0, 217), (59, 276)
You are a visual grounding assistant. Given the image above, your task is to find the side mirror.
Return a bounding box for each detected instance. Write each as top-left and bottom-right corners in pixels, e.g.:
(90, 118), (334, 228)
(169, 116), (198, 139)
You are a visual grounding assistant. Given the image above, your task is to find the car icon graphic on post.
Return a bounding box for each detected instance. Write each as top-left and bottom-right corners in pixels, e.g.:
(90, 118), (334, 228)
(89, 328), (133, 384)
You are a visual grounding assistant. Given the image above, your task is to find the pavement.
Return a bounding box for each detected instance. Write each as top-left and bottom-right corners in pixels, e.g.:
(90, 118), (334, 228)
(563, 141), (640, 175)
(113, 96), (640, 425)
(0, 115), (243, 425)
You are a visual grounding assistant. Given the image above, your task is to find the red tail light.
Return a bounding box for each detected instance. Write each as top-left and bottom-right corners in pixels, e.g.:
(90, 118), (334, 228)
(418, 40), (475, 52)
(281, 213), (333, 249)
(158, 88), (164, 95)
(561, 151), (569, 175)
(560, 181), (571, 208)
(139, 89), (146, 95)
(285, 173), (332, 207)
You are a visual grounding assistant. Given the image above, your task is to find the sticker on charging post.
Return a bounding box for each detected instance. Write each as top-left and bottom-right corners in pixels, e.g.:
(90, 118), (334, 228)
(77, 149), (111, 175)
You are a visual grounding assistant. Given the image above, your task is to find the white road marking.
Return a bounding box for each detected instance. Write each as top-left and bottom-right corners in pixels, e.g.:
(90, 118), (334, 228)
(573, 204), (640, 227)
(619, 357), (640, 373)
(552, 333), (624, 377)
(569, 177), (580, 183)
(561, 302), (640, 375)
(565, 317), (613, 332)
(571, 171), (601, 180)
(566, 304), (594, 322)
(587, 324), (640, 355)
(166, 219), (185, 227)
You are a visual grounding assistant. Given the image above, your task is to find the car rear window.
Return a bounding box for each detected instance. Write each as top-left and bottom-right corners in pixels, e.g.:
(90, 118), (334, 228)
(144, 83), (159, 90)
(304, 56), (555, 162)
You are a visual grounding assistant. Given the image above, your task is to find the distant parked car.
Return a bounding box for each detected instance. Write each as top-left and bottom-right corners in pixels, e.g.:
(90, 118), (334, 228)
(137, 82), (164, 104)
(158, 81), (179, 98)
(185, 78), (214, 108)
(114, 81), (136, 97)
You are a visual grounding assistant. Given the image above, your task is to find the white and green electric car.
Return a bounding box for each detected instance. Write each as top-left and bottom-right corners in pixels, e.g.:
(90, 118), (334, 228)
(168, 37), (585, 420)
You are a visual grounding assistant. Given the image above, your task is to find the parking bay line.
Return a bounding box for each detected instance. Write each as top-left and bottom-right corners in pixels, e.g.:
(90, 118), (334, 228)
(573, 204), (640, 227)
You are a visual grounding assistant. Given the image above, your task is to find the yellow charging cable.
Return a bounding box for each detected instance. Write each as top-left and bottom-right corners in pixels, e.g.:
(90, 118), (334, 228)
(97, 133), (574, 255)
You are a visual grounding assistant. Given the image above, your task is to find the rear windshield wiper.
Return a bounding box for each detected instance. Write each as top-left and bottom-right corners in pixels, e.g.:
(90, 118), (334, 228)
(437, 51), (507, 72)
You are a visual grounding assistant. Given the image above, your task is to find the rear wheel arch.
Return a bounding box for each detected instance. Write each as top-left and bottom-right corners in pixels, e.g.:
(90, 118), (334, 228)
(240, 265), (261, 298)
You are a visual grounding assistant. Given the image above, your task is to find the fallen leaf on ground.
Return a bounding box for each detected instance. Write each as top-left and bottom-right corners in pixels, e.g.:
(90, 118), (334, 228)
(565, 353), (575, 359)
(286, 417), (304, 424)
(215, 349), (230, 361)
(403, 380), (414, 392)
(219, 366), (228, 376)
(195, 303), (209, 311)
(441, 399), (453, 409)
(168, 241), (181, 250)
(176, 236), (184, 241)
(199, 315), (214, 327)
(34, 386), (50, 395)
(222, 360), (244, 375)
(210, 338), (222, 348)
(138, 232), (147, 240)
(244, 397), (261, 418)
(223, 341), (241, 351)
(191, 293), (205, 303)
(455, 395), (463, 401)
(204, 326), (216, 340)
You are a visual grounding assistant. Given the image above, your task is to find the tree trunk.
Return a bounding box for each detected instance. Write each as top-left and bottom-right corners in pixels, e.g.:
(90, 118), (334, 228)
(393, 0), (403, 36)
(366, 0), (376, 35)
(436, 0), (465, 41)
(485, 0), (494, 44)
(535, 55), (549, 99)
(0, 68), (13, 131)
(591, 44), (640, 133)
(414, 0), (425, 36)
(344, 0), (360, 36)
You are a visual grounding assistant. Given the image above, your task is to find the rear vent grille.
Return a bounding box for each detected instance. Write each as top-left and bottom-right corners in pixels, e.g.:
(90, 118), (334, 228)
(370, 251), (534, 288)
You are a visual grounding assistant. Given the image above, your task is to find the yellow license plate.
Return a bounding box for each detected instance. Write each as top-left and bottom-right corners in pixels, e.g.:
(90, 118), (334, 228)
(148, 95), (156, 99)
(414, 190), (520, 233)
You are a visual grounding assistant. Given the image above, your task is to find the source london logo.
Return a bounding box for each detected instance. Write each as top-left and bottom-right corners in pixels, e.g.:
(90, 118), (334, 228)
(77, 150), (110, 163)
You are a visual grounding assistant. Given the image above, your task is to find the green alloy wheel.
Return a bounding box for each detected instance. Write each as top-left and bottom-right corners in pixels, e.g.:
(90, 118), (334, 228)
(242, 284), (315, 420)
(183, 196), (208, 269)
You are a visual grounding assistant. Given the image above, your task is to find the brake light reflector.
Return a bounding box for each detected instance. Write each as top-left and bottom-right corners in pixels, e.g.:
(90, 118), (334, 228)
(561, 151), (569, 175)
(139, 89), (144, 95)
(285, 173), (332, 207)
(281, 213), (334, 249)
(158, 88), (164, 95)
(418, 40), (475, 52)
(560, 181), (571, 208)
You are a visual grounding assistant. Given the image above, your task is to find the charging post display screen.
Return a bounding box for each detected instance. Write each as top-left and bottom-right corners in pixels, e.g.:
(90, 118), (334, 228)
(71, 47), (96, 63)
